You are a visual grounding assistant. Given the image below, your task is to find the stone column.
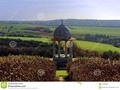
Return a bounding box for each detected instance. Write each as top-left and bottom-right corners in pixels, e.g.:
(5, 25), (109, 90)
(65, 41), (68, 58)
(53, 40), (56, 58)
(70, 41), (73, 58)
(58, 41), (61, 57)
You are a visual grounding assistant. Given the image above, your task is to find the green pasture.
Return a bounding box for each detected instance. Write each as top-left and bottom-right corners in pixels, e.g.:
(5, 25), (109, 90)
(1, 24), (120, 37)
(74, 40), (120, 53)
(1, 23), (120, 53)
(0, 35), (120, 53)
(0, 36), (51, 43)
(50, 25), (120, 36)
(69, 26), (120, 36)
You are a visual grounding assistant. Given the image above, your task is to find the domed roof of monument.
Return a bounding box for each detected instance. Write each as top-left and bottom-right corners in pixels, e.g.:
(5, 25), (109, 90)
(54, 21), (71, 41)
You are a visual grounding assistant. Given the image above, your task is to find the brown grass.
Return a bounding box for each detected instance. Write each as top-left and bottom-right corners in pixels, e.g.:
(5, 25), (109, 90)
(0, 55), (56, 81)
(67, 57), (120, 81)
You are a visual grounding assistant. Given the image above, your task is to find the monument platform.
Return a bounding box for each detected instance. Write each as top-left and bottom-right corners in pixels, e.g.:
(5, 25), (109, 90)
(54, 54), (72, 70)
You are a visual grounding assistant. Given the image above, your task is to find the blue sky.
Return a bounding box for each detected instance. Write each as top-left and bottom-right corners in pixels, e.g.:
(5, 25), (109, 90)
(0, 0), (120, 21)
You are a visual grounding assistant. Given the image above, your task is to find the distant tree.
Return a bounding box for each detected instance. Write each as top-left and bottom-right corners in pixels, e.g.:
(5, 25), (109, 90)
(9, 26), (13, 30)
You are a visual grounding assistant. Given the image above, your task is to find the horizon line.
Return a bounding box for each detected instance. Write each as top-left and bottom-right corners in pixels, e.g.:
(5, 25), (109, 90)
(0, 18), (120, 22)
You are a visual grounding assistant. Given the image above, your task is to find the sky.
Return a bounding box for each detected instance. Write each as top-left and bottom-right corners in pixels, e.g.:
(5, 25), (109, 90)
(0, 0), (120, 21)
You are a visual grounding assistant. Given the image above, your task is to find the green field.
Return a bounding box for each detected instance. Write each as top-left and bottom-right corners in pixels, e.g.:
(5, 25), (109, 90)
(0, 24), (46, 32)
(1, 23), (120, 53)
(56, 70), (68, 76)
(50, 26), (120, 37)
(0, 24), (46, 37)
(69, 26), (120, 36)
(1, 24), (120, 37)
(74, 40), (120, 53)
(0, 36), (51, 43)
(0, 36), (120, 53)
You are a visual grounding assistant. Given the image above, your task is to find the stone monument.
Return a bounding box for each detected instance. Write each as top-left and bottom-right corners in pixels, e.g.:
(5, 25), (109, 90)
(53, 20), (73, 70)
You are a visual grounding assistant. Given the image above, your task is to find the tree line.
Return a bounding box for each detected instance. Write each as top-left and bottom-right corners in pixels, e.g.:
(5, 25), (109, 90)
(77, 34), (120, 48)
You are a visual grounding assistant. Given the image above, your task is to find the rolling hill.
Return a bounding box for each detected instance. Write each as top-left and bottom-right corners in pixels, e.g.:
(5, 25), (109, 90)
(1, 19), (120, 27)
(74, 40), (120, 53)
(0, 36), (120, 53)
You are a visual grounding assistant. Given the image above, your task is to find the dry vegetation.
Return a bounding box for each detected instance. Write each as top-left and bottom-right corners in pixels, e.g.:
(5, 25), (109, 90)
(1, 55), (120, 81)
(67, 57), (120, 81)
(0, 55), (56, 81)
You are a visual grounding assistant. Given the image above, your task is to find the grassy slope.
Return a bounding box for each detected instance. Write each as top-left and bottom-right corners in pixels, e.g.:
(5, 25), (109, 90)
(0, 36), (120, 53)
(0, 24), (42, 30)
(1, 24), (120, 37)
(74, 40), (120, 53)
(0, 24), (47, 37)
(0, 36), (51, 43)
(69, 26), (120, 36)
(1, 23), (120, 52)
(50, 26), (120, 36)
